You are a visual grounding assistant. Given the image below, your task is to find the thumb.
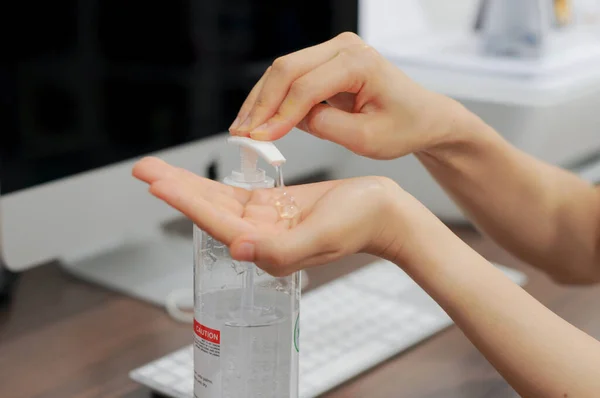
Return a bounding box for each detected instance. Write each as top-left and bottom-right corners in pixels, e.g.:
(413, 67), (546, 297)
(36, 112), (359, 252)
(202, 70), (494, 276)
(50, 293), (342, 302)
(298, 103), (380, 157)
(229, 225), (330, 276)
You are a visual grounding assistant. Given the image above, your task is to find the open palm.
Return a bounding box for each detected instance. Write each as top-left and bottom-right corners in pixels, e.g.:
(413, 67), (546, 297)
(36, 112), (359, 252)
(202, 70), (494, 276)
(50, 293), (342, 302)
(132, 157), (396, 275)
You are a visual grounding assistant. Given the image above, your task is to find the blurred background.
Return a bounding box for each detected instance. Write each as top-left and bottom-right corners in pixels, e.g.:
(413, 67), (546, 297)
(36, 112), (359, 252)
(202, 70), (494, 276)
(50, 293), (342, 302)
(2, 1), (600, 397)
(3, 0), (600, 299)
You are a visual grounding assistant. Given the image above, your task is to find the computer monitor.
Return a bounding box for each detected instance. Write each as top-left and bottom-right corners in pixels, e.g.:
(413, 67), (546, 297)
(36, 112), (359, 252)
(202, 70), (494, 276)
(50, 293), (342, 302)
(1, 1), (358, 305)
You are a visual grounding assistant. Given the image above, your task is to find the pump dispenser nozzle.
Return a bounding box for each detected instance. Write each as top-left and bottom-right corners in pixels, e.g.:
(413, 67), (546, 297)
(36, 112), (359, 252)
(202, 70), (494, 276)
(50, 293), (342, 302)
(225, 137), (286, 189)
(221, 136), (289, 326)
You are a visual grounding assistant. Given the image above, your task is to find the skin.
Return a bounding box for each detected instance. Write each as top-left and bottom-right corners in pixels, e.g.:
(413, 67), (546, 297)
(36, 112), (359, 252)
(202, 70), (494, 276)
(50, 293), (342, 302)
(132, 157), (404, 274)
(230, 31), (600, 285)
(133, 32), (600, 397)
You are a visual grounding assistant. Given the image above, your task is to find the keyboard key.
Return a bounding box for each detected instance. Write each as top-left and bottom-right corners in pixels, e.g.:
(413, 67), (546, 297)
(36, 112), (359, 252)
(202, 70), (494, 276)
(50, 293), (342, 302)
(174, 380), (193, 394)
(171, 365), (190, 378)
(172, 351), (190, 363)
(136, 365), (158, 378)
(417, 313), (445, 328)
(152, 372), (176, 385)
(155, 358), (176, 369)
(382, 329), (412, 347)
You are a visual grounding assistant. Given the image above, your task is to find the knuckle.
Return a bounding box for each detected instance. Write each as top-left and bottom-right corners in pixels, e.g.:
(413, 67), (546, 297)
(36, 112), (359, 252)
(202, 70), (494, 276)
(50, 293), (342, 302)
(271, 56), (292, 76)
(336, 46), (353, 59)
(360, 43), (380, 58)
(348, 43), (381, 68)
(336, 44), (381, 81)
(368, 177), (400, 203)
(337, 31), (362, 45)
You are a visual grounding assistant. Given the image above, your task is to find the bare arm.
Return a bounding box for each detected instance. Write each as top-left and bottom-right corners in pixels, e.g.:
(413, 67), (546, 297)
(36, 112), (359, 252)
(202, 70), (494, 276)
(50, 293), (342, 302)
(391, 203), (600, 397)
(416, 103), (600, 284)
(222, 31), (600, 284)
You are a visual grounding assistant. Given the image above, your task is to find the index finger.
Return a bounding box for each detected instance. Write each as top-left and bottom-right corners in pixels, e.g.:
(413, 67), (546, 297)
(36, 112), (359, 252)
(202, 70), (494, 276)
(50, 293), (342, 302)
(133, 156), (251, 205)
(248, 44), (373, 141)
(233, 32), (363, 136)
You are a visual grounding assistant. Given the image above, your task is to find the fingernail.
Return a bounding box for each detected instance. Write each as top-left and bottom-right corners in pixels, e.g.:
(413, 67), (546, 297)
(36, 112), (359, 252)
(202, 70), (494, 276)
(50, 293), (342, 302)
(229, 116), (241, 132)
(237, 241), (255, 261)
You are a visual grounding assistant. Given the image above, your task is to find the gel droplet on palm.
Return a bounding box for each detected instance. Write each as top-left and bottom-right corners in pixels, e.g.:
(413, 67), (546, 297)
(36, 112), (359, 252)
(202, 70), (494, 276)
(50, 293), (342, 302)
(274, 191), (300, 225)
(274, 166), (301, 228)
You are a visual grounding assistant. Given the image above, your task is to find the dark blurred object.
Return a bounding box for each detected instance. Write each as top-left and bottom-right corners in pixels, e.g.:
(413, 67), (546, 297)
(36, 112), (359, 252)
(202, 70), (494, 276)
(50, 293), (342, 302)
(3, 0), (358, 195)
(0, 157), (20, 306)
(474, 0), (489, 31)
(0, 262), (19, 306)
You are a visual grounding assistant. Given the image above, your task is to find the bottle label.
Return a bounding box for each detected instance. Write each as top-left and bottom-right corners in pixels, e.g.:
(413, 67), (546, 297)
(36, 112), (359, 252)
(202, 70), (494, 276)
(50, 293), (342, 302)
(194, 319), (221, 397)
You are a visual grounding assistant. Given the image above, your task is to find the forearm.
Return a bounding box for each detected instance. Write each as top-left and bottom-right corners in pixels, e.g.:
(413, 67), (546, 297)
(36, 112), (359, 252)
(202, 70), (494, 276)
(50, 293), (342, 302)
(416, 103), (600, 283)
(393, 209), (600, 397)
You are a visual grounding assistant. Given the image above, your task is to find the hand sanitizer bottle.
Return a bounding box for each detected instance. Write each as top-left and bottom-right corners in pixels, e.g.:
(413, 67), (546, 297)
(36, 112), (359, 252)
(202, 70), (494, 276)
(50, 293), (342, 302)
(193, 137), (300, 398)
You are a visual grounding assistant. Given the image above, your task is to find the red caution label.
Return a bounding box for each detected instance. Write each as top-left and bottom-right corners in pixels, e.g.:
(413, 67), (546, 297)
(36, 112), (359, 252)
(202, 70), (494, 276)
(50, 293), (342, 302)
(194, 320), (220, 344)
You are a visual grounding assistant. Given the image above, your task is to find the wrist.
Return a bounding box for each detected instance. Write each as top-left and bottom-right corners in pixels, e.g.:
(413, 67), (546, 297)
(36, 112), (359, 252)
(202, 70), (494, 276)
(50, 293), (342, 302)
(367, 180), (448, 267)
(418, 96), (493, 164)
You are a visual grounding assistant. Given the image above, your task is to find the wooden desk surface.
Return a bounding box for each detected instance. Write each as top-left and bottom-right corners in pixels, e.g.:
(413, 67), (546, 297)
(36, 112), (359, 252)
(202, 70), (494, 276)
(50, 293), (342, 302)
(2, 226), (600, 398)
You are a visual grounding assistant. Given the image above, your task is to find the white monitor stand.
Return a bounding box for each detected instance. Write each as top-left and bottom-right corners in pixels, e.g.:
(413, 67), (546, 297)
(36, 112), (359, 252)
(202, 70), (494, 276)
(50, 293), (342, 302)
(62, 223), (196, 306)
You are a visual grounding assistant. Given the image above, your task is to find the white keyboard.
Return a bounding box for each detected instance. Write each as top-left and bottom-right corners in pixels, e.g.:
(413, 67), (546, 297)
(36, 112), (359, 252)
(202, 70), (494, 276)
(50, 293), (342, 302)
(130, 259), (528, 398)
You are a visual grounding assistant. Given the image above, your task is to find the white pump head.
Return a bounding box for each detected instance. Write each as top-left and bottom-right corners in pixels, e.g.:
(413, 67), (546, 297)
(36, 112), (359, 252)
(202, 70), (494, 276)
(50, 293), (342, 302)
(224, 136), (286, 189)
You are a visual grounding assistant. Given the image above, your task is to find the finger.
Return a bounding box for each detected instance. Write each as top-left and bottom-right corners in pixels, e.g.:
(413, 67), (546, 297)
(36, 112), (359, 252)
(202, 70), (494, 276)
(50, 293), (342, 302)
(298, 104), (386, 157)
(150, 179), (253, 245)
(132, 157), (175, 183)
(236, 32), (363, 135)
(229, 209), (340, 275)
(248, 44), (376, 141)
(133, 157), (211, 188)
(326, 92), (355, 113)
(133, 157), (251, 205)
(229, 67), (271, 133)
